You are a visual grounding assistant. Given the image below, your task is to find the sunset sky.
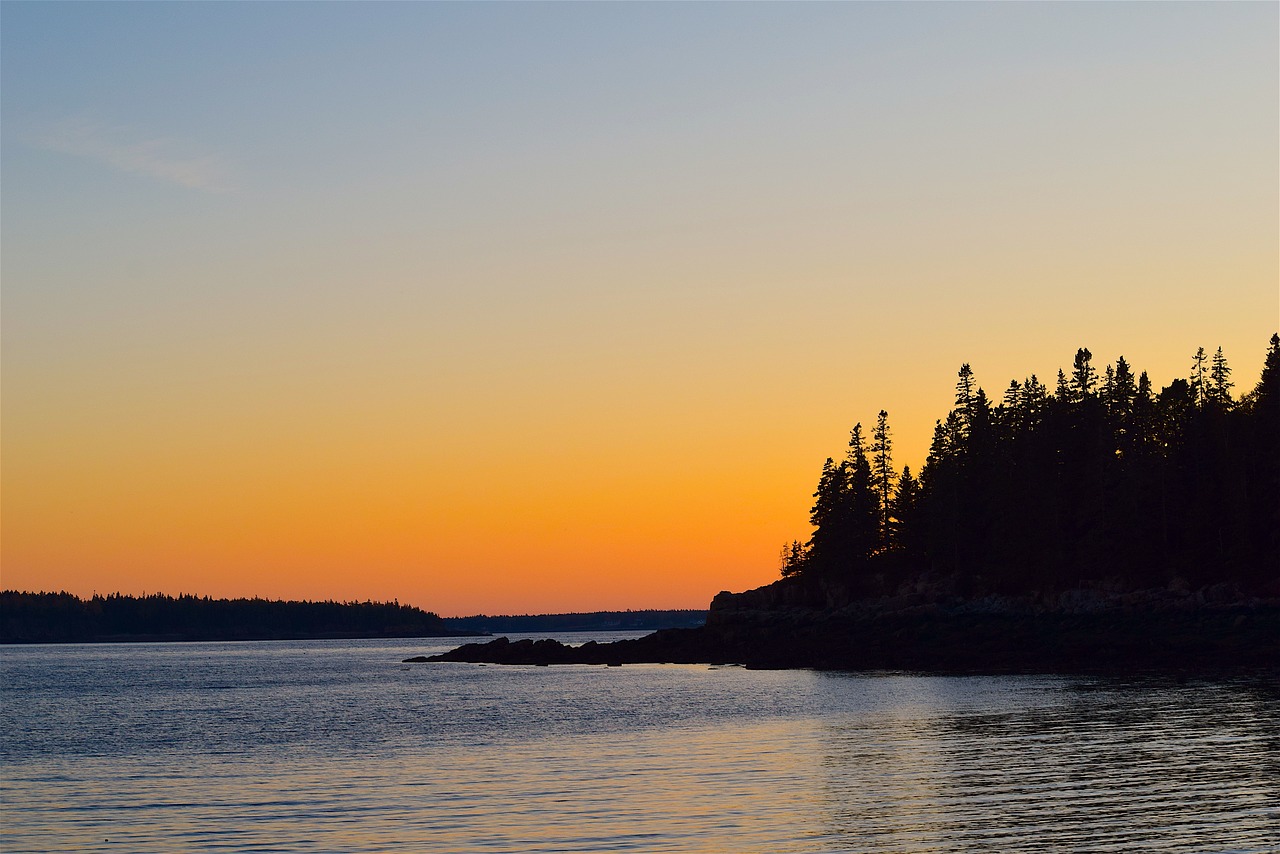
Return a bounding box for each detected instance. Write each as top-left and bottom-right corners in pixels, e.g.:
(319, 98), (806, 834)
(3, 3), (1276, 615)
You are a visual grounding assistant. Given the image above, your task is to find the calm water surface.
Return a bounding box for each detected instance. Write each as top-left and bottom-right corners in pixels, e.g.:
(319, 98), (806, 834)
(2, 633), (1277, 852)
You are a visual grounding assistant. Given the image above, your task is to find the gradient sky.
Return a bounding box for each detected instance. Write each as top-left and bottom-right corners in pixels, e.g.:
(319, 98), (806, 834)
(3, 3), (1277, 615)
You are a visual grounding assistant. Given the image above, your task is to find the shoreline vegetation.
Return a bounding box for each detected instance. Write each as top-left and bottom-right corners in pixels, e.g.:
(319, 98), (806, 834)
(0, 591), (705, 644)
(416, 337), (1280, 673)
(0, 591), (482, 643)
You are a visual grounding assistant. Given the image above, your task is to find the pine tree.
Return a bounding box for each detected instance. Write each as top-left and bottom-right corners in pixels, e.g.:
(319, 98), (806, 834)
(955, 364), (976, 438)
(1133, 370), (1155, 445)
(845, 424), (881, 563)
(1003, 380), (1022, 410)
(1254, 334), (1280, 408)
(1241, 334), (1280, 582)
(1071, 348), (1097, 402)
(1113, 356), (1136, 416)
(847, 423), (867, 467)
(1209, 346), (1233, 407)
(919, 413), (964, 574)
(942, 410), (965, 456)
(871, 410), (896, 547)
(891, 466), (920, 554)
(807, 457), (847, 570)
(779, 540), (809, 577)
(971, 388), (993, 447)
(1001, 380), (1023, 435)
(1190, 347), (1208, 408)
(1110, 356), (1138, 454)
(1055, 369), (1071, 401)
(918, 419), (950, 494)
(1023, 375), (1048, 429)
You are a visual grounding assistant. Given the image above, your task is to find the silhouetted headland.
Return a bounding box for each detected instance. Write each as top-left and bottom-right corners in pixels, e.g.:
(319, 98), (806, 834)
(412, 338), (1280, 673)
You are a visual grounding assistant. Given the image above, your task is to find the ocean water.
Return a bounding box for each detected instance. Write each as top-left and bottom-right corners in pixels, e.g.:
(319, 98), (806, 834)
(2, 633), (1277, 853)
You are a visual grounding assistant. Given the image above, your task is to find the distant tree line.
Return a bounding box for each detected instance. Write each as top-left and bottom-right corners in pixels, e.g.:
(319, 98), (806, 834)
(443, 610), (707, 634)
(780, 335), (1280, 595)
(0, 591), (475, 643)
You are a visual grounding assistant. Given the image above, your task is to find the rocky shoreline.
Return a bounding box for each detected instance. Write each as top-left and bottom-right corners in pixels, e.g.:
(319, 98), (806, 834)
(408, 576), (1280, 673)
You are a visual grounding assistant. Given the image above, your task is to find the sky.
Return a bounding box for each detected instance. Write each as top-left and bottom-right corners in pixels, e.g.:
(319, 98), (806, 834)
(3, 3), (1277, 616)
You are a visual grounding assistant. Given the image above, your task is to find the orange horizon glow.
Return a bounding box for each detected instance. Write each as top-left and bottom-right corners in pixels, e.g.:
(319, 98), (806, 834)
(6, 333), (1277, 616)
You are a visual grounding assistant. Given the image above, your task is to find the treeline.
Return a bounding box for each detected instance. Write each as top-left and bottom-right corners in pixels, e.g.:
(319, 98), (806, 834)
(0, 591), (479, 644)
(443, 610), (707, 634)
(781, 335), (1280, 595)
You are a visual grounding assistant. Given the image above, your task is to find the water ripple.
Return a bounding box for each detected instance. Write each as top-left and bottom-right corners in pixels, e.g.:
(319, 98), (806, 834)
(2, 639), (1276, 852)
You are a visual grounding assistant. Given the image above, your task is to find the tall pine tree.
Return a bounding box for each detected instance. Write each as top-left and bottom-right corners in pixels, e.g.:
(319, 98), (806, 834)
(1071, 348), (1097, 402)
(845, 424), (881, 565)
(1209, 346), (1233, 407)
(1190, 346), (1209, 408)
(871, 410), (896, 548)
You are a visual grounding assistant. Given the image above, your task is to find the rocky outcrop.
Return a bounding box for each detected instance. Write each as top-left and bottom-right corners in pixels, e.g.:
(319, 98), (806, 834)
(409, 630), (721, 666)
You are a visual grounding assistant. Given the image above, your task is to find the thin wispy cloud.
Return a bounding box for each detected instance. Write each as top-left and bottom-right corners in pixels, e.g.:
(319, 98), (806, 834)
(30, 115), (235, 193)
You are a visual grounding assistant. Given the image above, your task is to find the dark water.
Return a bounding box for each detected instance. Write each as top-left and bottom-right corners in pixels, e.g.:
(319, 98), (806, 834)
(2, 635), (1277, 852)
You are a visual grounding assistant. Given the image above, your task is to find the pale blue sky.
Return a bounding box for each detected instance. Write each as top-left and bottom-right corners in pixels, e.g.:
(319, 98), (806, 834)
(6, 3), (1274, 365)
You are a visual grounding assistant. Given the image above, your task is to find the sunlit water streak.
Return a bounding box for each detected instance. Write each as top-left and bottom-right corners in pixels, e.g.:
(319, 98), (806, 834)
(2, 635), (1276, 852)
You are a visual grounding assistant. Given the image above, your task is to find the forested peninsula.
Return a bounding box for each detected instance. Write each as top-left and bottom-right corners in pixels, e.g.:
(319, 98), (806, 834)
(0, 592), (483, 643)
(420, 336), (1280, 672)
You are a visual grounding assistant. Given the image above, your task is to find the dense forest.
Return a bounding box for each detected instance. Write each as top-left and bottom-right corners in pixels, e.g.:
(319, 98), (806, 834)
(778, 335), (1280, 596)
(0, 591), (479, 643)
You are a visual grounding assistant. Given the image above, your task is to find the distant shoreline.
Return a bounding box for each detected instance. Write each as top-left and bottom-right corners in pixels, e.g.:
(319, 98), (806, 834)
(0, 591), (478, 645)
(0, 591), (706, 645)
(1, 630), (487, 646)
